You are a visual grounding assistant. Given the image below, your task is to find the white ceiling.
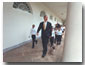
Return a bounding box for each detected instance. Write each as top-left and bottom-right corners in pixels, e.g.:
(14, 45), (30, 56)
(43, 2), (68, 22)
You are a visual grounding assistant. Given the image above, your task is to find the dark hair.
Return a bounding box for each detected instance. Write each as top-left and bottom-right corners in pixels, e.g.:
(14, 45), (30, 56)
(32, 24), (35, 28)
(56, 23), (61, 28)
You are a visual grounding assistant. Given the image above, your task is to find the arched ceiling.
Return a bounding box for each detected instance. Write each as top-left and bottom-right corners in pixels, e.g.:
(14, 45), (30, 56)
(42, 2), (68, 22)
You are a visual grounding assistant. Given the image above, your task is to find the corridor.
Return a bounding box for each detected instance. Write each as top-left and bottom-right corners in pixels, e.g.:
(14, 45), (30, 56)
(3, 35), (65, 62)
(3, 2), (82, 62)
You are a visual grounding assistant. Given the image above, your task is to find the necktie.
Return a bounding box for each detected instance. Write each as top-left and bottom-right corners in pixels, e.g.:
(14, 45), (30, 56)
(43, 23), (46, 30)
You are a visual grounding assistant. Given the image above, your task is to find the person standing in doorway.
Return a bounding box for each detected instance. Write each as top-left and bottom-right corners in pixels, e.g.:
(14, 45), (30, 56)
(37, 15), (52, 58)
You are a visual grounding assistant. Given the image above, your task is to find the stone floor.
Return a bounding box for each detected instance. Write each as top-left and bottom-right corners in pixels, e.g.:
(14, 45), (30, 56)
(3, 35), (65, 62)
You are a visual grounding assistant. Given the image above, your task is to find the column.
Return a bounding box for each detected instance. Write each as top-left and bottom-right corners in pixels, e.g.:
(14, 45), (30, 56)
(63, 2), (82, 62)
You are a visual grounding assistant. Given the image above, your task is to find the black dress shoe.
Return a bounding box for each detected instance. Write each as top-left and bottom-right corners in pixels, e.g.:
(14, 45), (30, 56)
(32, 47), (34, 48)
(42, 55), (45, 58)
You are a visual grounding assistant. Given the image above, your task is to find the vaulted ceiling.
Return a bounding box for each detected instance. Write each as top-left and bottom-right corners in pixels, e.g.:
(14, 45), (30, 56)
(43, 2), (68, 22)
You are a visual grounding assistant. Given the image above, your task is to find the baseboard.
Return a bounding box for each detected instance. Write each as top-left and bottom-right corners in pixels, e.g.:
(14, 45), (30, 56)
(3, 37), (41, 54)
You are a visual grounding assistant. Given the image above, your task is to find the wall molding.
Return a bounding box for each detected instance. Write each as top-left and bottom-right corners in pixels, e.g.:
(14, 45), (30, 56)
(3, 37), (41, 54)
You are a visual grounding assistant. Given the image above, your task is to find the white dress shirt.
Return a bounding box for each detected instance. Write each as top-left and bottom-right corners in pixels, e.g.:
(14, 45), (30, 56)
(30, 28), (36, 35)
(61, 26), (65, 31)
(56, 30), (62, 35)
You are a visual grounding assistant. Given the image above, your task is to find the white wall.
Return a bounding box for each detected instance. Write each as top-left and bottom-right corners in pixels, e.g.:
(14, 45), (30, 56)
(3, 2), (63, 49)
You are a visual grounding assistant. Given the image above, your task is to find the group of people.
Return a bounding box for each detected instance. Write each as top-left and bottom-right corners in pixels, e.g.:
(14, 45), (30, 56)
(29, 15), (65, 58)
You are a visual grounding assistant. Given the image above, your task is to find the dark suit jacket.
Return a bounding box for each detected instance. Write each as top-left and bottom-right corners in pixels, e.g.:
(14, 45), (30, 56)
(37, 21), (52, 38)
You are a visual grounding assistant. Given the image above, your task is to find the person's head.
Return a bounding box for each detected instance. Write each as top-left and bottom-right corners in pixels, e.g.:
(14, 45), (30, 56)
(32, 24), (35, 28)
(58, 27), (61, 31)
(64, 25), (65, 27)
(55, 27), (57, 30)
(57, 25), (61, 30)
(43, 15), (48, 22)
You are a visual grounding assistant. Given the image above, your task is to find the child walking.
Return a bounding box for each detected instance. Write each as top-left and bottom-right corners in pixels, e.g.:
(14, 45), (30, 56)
(30, 24), (37, 48)
(56, 27), (62, 45)
(50, 27), (55, 48)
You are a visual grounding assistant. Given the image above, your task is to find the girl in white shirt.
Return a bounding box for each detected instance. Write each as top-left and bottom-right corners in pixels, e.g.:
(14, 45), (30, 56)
(56, 27), (62, 45)
(30, 24), (37, 48)
(61, 25), (65, 33)
(55, 28), (58, 43)
(50, 27), (55, 48)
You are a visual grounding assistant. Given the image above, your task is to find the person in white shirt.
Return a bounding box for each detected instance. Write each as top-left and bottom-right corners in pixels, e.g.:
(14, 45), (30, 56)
(55, 27), (58, 43)
(61, 25), (65, 33)
(56, 26), (62, 45)
(30, 24), (37, 48)
(50, 26), (55, 48)
(54, 23), (61, 44)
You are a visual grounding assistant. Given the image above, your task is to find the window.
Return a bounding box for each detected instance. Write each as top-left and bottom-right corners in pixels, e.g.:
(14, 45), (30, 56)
(50, 15), (53, 20)
(40, 11), (46, 17)
(13, 2), (32, 14)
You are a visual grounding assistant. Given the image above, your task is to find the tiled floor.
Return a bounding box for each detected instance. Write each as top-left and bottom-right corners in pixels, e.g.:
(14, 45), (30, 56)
(3, 35), (65, 62)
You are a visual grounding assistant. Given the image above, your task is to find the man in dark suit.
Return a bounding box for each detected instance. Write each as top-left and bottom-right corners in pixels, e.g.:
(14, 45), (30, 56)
(37, 15), (52, 58)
